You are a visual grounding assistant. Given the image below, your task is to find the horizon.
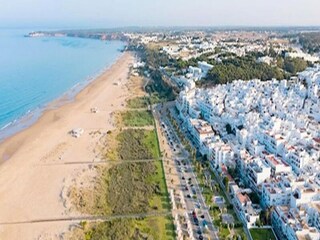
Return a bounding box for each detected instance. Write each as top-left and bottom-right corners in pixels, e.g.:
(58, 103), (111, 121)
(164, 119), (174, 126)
(3, 25), (320, 33)
(2, 0), (320, 29)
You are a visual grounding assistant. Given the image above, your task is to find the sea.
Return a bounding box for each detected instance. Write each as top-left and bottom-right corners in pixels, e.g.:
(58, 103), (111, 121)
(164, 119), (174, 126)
(0, 28), (125, 141)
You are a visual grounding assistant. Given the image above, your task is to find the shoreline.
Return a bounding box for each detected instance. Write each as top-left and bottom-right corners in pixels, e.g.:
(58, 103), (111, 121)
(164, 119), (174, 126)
(0, 51), (135, 239)
(0, 52), (126, 162)
(0, 51), (124, 144)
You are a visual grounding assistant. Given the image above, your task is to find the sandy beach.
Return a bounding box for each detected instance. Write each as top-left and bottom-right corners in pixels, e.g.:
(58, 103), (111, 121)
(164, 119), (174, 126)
(0, 52), (135, 239)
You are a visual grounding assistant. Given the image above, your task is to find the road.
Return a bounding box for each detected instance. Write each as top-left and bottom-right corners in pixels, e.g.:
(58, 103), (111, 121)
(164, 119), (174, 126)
(154, 103), (219, 240)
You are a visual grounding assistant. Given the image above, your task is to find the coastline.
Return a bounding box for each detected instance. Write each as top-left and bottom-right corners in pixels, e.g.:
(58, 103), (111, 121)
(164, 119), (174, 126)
(0, 51), (125, 161)
(0, 51), (124, 144)
(0, 51), (135, 239)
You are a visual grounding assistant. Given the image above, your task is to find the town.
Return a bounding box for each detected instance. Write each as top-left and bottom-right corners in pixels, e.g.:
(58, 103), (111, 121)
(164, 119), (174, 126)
(126, 29), (320, 240)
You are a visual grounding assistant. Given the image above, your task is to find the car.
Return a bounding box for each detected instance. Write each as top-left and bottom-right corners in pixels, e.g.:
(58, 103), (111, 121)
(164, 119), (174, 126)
(200, 214), (205, 219)
(182, 176), (185, 180)
(185, 186), (188, 191)
(198, 235), (203, 240)
(187, 194), (191, 198)
(202, 220), (208, 228)
(197, 229), (202, 235)
(188, 178), (192, 181)
(192, 210), (196, 217)
(194, 218), (199, 226)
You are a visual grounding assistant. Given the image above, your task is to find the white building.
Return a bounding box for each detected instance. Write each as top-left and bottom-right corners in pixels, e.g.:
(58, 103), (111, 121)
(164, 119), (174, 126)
(234, 192), (261, 228)
(272, 206), (320, 240)
(198, 61), (213, 78)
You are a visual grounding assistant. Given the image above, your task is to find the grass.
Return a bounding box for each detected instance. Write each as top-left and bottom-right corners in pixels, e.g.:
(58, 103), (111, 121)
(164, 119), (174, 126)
(73, 216), (175, 240)
(250, 228), (277, 240)
(144, 129), (161, 159)
(126, 96), (150, 109)
(120, 110), (154, 127)
(69, 101), (175, 240)
(148, 160), (171, 211)
(135, 216), (176, 240)
(105, 162), (158, 215)
(71, 161), (168, 216)
(116, 129), (160, 160)
(219, 226), (230, 239)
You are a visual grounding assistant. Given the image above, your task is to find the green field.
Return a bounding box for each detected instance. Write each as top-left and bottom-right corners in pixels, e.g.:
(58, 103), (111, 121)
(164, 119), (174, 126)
(148, 160), (171, 211)
(250, 228), (277, 240)
(120, 110), (154, 127)
(104, 161), (170, 215)
(69, 106), (173, 240)
(77, 216), (175, 240)
(116, 129), (161, 160)
(126, 96), (150, 109)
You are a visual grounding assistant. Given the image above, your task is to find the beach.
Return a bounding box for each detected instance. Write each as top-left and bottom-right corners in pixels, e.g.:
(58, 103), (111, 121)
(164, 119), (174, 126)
(0, 52), (135, 239)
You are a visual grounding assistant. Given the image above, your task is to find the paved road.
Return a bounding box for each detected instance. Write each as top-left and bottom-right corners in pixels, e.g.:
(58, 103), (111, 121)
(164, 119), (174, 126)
(154, 103), (219, 240)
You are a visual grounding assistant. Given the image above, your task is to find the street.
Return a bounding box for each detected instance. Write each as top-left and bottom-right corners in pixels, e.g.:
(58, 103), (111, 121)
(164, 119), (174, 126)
(154, 103), (219, 240)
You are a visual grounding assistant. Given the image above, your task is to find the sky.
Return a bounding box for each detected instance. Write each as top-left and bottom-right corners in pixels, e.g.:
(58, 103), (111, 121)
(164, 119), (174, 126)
(1, 0), (320, 28)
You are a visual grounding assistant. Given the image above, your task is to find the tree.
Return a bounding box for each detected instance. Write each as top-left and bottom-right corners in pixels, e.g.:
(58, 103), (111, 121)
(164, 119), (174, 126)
(284, 57), (308, 74)
(223, 176), (230, 192)
(268, 46), (277, 58)
(226, 124), (234, 135)
(248, 192), (260, 204)
(256, 218), (262, 227)
(260, 206), (274, 225)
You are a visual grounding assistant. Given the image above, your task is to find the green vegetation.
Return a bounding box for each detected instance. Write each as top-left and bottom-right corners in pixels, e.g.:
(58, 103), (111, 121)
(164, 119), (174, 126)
(204, 55), (285, 85)
(116, 129), (160, 160)
(299, 32), (320, 54)
(146, 70), (176, 104)
(120, 110), (154, 127)
(66, 54), (176, 238)
(283, 57), (308, 74)
(149, 160), (171, 211)
(219, 226), (231, 239)
(250, 228), (277, 240)
(126, 96), (150, 109)
(173, 48), (312, 87)
(78, 216), (175, 240)
(137, 45), (177, 103)
(105, 161), (169, 214)
(142, 47), (174, 69)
